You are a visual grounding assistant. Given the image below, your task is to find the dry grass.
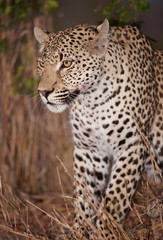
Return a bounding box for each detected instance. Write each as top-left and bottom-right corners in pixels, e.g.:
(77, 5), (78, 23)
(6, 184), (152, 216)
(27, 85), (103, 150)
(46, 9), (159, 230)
(0, 168), (163, 240)
(0, 15), (74, 238)
(0, 176), (73, 240)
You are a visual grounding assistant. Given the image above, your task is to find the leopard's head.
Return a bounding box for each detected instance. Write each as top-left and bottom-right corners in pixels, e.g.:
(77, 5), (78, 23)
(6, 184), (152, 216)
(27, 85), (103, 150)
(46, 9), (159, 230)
(34, 19), (109, 113)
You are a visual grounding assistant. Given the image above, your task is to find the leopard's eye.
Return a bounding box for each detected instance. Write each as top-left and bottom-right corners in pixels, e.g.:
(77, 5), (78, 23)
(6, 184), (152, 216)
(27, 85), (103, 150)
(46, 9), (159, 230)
(39, 61), (45, 68)
(62, 60), (72, 68)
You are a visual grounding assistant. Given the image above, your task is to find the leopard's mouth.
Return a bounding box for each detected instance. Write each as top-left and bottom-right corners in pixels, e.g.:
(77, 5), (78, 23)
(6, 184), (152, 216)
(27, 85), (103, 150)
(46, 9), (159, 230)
(46, 89), (80, 113)
(47, 89), (80, 106)
(47, 101), (55, 106)
(46, 89), (80, 114)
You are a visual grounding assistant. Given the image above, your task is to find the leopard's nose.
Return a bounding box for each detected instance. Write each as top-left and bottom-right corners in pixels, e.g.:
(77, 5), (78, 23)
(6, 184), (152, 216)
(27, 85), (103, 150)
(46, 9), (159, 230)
(38, 88), (54, 99)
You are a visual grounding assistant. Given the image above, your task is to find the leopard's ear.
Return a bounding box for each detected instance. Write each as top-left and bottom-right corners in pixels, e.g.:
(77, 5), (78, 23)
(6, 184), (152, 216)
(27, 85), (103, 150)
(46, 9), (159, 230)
(34, 26), (49, 52)
(88, 19), (109, 56)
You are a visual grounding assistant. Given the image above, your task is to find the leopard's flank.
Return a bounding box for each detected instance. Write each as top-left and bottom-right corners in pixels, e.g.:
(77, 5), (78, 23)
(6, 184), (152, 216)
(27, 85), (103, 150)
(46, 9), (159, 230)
(34, 19), (163, 239)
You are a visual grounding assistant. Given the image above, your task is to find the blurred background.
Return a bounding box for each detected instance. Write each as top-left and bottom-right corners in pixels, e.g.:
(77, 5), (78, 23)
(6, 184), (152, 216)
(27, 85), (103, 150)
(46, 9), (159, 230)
(0, 0), (163, 198)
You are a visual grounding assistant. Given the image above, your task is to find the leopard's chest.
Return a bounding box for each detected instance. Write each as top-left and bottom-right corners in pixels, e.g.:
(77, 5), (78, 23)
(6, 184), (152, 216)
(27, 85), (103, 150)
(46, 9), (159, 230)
(70, 104), (103, 149)
(70, 93), (123, 153)
(69, 83), (139, 159)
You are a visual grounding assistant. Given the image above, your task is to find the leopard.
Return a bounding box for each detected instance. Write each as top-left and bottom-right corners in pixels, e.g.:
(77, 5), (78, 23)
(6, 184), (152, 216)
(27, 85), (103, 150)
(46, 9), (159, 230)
(34, 19), (163, 239)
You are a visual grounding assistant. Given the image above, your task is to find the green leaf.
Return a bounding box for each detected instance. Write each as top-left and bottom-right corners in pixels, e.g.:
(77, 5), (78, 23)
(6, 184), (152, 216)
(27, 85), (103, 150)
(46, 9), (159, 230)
(5, 5), (11, 15)
(48, 0), (58, 9)
(94, 0), (150, 28)
(17, 65), (24, 76)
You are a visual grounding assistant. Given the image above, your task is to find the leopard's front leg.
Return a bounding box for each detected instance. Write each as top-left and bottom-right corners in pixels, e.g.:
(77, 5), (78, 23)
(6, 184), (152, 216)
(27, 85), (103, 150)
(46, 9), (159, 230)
(72, 147), (111, 239)
(71, 140), (145, 240)
(95, 141), (145, 239)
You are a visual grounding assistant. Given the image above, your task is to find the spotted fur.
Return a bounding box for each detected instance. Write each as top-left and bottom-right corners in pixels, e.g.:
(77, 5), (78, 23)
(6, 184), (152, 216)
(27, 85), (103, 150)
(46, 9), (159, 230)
(34, 19), (163, 239)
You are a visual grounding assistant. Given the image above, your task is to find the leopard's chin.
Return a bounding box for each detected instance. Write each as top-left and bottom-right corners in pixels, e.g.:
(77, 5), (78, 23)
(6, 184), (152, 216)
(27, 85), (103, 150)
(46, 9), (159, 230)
(47, 103), (68, 113)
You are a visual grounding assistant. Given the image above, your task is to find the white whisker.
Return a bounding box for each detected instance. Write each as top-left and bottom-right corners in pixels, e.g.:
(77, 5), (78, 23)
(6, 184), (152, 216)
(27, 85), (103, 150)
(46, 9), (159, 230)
(31, 98), (42, 113)
(24, 94), (39, 105)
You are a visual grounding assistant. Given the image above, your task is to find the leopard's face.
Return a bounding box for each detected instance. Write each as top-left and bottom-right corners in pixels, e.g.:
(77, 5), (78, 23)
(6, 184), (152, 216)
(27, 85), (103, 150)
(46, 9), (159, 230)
(34, 21), (109, 113)
(37, 45), (101, 113)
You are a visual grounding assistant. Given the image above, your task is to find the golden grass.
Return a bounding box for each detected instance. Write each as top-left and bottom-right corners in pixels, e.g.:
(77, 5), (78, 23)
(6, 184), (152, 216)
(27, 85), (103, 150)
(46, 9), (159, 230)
(0, 167), (163, 239)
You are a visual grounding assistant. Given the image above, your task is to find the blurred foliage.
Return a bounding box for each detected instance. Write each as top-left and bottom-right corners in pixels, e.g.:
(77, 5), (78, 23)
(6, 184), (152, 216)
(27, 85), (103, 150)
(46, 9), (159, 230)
(94, 0), (150, 28)
(13, 68), (39, 96)
(13, 65), (39, 95)
(0, 0), (59, 95)
(0, 0), (59, 30)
